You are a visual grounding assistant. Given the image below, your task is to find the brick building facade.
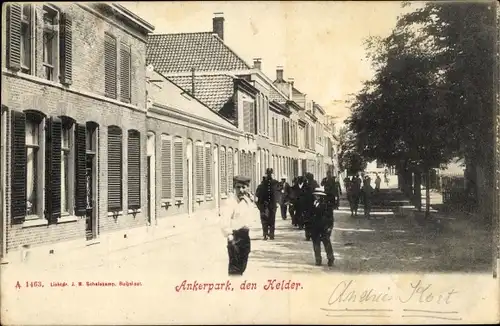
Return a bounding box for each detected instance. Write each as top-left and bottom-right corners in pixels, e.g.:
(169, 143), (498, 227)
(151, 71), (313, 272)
(1, 3), (154, 260)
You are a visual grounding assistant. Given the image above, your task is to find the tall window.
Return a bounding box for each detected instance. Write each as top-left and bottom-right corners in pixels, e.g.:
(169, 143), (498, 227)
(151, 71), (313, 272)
(26, 115), (41, 216)
(205, 143), (212, 198)
(243, 100), (256, 134)
(42, 5), (59, 81)
(104, 33), (117, 99)
(120, 43), (131, 103)
(61, 120), (73, 214)
(161, 134), (172, 201)
(173, 137), (184, 198)
(20, 4), (32, 73)
(108, 126), (122, 211)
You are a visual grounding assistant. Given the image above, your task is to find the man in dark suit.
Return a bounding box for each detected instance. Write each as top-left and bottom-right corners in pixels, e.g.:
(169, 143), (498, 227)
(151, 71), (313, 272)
(257, 168), (278, 240)
(310, 186), (335, 267)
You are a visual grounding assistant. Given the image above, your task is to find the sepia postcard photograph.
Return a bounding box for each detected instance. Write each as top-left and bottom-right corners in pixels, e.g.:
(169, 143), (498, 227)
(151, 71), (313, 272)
(0, 0), (499, 324)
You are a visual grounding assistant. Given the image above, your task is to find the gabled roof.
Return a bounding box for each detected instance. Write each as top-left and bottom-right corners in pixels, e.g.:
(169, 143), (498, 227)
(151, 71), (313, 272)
(147, 32), (251, 74)
(148, 71), (237, 131)
(269, 86), (287, 104)
(168, 74), (235, 111)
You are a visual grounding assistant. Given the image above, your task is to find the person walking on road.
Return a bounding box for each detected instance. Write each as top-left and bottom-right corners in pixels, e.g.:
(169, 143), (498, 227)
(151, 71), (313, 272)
(278, 176), (291, 220)
(289, 177), (299, 226)
(310, 187), (335, 267)
(321, 171), (341, 210)
(256, 168), (278, 240)
(220, 175), (255, 276)
(255, 177), (270, 239)
(363, 177), (375, 219)
(375, 173), (382, 193)
(350, 175), (362, 216)
(303, 173), (318, 241)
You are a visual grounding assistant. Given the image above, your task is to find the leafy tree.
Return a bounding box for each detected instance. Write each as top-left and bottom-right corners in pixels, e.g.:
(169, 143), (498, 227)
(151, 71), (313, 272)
(346, 1), (497, 218)
(338, 126), (367, 175)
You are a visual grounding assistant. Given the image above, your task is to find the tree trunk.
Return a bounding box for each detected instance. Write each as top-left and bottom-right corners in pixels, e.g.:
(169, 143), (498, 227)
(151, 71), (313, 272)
(425, 169), (431, 219)
(414, 171), (422, 211)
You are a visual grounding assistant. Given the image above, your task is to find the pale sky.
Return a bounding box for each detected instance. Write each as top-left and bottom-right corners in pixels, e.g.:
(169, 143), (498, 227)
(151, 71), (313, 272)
(122, 1), (419, 119)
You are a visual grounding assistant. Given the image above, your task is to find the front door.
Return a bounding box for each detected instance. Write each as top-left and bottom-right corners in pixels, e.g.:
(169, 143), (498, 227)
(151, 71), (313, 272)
(85, 154), (96, 240)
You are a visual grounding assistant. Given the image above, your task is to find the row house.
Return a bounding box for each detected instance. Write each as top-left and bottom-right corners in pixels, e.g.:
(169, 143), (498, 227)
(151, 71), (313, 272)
(1, 3), (155, 261)
(146, 69), (241, 221)
(147, 13), (311, 189)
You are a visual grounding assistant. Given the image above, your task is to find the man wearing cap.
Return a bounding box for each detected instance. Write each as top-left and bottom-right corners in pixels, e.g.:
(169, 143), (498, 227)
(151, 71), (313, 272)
(310, 186), (335, 267)
(220, 175), (255, 276)
(257, 168), (278, 240)
(278, 176), (291, 221)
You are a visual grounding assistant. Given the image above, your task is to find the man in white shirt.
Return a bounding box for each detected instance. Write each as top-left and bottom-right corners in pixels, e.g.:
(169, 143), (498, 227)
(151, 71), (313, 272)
(220, 175), (255, 276)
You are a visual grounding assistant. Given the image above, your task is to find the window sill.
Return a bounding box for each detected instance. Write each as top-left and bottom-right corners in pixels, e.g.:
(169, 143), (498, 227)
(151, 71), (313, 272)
(161, 200), (172, 208)
(174, 198), (184, 205)
(108, 211), (124, 217)
(22, 217), (48, 228)
(221, 194), (228, 199)
(205, 196), (213, 201)
(128, 209), (142, 214)
(195, 196), (204, 203)
(58, 215), (78, 223)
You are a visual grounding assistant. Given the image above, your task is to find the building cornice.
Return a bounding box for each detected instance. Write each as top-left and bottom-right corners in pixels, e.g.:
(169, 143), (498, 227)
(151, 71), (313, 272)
(234, 78), (258, 97)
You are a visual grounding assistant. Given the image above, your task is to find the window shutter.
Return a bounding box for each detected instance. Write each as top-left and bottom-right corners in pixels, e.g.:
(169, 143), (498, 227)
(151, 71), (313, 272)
(11, 110), (26, 223)
(45, 117), (62, 224)
(195, 144), (204, 196)
(7, 4), (22, 71)
(161, 137), (172, 200)
(219, 149), (226, 194)
(104, 35), (117, 99)
(227, 151), (233, 192)
(107, 127), (122, 211)
(59, 12), (73, 85)
(205, 145), (212, 197)
(249, 102), (256, 134)
(74, 124), (86, 216)
(120, 45), (131, 103)
(173, 139), (183, 198)
(127, 131), (141, 210)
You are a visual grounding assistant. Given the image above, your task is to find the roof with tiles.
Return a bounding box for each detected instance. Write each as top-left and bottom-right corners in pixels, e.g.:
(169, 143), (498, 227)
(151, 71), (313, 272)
(269, 86), (287, 104)
(148, 71), (237, 130)
(168, 74), (235, 111)
(147, 32), (251, 74)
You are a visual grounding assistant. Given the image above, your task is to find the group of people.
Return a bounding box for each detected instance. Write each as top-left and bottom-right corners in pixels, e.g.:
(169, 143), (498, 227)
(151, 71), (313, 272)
(220, 168), (342, 276)
(343, 172), (384, 219)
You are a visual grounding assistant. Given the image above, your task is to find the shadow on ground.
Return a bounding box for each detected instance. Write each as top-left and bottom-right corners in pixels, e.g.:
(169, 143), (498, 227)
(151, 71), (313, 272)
(247, 188), (493, 274)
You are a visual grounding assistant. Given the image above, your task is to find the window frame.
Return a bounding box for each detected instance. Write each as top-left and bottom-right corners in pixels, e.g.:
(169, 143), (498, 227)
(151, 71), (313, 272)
(104, 32), (118, 99)
(41, 4), (60, 82)
(60, 117), (75, 216)
(25, 112), (46, 220)
(119, 42), (132, 103)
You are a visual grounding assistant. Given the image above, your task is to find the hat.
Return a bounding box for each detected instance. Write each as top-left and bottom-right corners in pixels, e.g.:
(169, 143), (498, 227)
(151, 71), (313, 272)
(312, 187), (326, 196)
(233, 175), (251, 185)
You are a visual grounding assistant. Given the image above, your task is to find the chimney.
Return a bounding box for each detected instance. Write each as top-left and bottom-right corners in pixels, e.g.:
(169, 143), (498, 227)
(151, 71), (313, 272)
(287, 78), (294, 101)
(213, 12), (224, 40)
(276, 66), (284, 81)
(253, 58), (262, 70)
(288, 78), (294, 87)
